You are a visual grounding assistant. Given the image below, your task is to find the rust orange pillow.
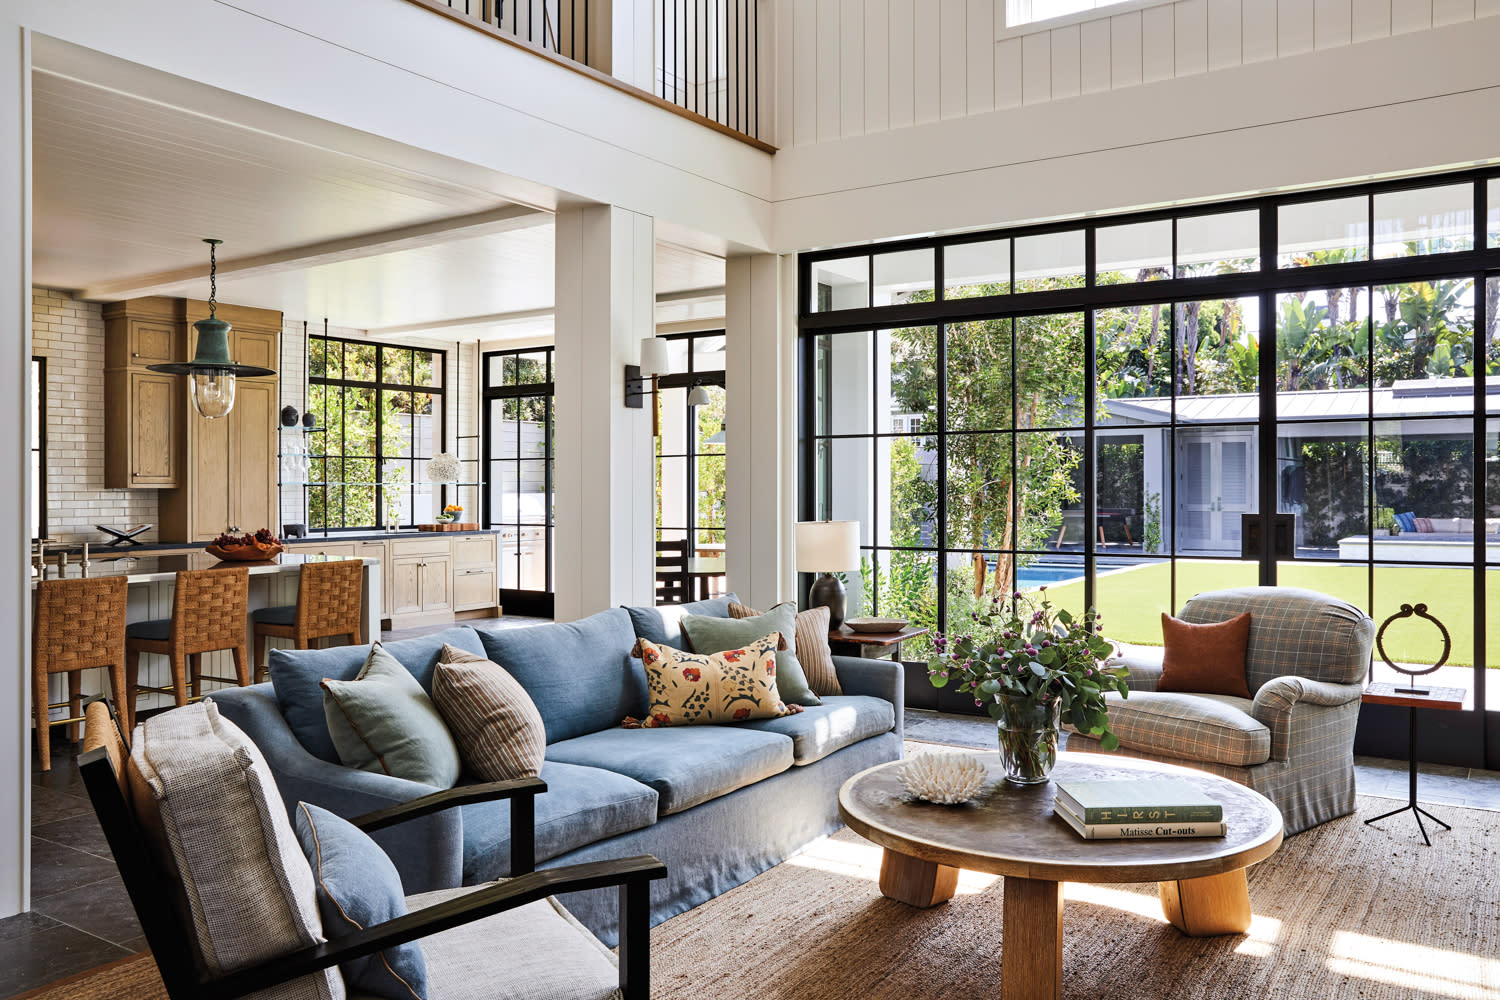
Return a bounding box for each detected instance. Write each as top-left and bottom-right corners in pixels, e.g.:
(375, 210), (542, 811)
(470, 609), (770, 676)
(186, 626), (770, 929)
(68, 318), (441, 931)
(1157, 612), (1253, 698)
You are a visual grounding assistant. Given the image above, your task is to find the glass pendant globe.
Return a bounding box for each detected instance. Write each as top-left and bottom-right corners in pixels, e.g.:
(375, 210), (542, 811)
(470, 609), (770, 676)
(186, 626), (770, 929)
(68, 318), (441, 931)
(191, 370), (236, 419)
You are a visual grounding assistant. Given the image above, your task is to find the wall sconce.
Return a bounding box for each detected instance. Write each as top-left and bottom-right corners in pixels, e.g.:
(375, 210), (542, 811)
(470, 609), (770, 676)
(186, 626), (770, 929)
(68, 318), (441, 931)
(626, 336), (669, 435)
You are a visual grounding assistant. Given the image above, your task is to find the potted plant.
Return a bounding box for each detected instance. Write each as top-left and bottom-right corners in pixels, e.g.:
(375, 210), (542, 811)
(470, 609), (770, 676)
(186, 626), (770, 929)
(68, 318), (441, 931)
(1374, 506), (1397, 536)
(927, 589), (1128, 785)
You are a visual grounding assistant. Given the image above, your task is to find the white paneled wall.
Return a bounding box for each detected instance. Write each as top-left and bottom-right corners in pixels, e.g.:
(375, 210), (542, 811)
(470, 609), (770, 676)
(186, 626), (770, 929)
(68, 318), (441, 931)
(776, 0), (1493, 147)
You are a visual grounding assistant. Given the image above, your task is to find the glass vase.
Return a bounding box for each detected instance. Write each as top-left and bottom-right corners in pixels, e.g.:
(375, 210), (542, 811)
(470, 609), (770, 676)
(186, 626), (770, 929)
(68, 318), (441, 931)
(996, 696), (1061, 785)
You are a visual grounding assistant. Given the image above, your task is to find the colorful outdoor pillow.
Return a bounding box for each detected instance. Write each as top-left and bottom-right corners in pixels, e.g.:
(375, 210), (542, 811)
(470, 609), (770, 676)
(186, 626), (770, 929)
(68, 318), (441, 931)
(321, 643), (462, 789)
(295, 802), (428, 1000)
(682, 605), (821, 707)
(431, 644), (546, 782)
(1395, 511), (1417, 533)
(729, 601), (841, 697)
(1157, 612), (1253, 699)
(629, 634), (800, 728)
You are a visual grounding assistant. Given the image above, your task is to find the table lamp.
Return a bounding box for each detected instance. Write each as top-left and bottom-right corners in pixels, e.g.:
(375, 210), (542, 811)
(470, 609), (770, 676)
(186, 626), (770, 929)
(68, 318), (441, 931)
(796, 520), (860, 629)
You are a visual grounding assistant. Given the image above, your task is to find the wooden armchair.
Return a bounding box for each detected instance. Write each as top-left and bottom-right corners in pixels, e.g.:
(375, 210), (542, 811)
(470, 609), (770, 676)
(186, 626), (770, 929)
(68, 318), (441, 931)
(80, 702), (666, 1000)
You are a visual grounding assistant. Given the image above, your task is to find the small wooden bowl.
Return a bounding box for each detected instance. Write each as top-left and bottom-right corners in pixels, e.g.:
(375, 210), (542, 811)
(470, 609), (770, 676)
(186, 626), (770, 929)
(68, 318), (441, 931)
(845, 617), (910, 633)
(206, 542), (284, 562)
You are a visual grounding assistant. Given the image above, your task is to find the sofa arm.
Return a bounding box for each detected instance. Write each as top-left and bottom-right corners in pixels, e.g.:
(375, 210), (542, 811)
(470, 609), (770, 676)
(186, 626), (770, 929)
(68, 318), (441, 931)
(832, 656), (904, 743)
(1250, 676), (1364, 762)
(208, 685), (464, 893)
(1106, 644), (1163, 692)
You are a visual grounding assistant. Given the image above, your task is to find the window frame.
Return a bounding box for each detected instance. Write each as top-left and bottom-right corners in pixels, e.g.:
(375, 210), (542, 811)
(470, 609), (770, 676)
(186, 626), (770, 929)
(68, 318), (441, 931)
(655, 331), (728, 557)
(303, 335), (447, 532)
(31, 355), (45, 540)
(799, 165), (1500, 763)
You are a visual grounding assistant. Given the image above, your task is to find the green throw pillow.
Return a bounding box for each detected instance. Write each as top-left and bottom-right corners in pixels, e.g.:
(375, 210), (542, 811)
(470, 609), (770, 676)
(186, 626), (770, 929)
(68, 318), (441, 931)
(321, 643), (462, 789)
(681, 606), (822, 707)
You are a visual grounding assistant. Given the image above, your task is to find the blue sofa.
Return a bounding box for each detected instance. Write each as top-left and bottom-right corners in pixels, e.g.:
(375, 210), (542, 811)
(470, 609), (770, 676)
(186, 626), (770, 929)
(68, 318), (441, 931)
(209, 595), (904, 945)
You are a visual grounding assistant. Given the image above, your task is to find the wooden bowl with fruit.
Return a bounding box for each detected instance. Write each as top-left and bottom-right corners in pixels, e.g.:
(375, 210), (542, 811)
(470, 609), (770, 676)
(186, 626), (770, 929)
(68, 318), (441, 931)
(206, 529), (285, 562)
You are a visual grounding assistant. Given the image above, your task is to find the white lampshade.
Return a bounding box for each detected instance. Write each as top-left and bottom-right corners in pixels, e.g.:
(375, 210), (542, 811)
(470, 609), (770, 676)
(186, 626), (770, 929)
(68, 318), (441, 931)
(686, 384), (711, 408)
(639, 336), (669, 376)
(796, 520), (861, 572)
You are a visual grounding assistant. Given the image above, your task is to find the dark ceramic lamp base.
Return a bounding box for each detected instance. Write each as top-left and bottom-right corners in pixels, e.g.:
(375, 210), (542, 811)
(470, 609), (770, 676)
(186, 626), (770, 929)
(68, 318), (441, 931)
(809, 573), (847, 630)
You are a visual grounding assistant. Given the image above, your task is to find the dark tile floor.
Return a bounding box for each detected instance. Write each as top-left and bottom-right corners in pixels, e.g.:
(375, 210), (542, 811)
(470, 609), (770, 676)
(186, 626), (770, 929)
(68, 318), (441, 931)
(4, 695), (1497, 998)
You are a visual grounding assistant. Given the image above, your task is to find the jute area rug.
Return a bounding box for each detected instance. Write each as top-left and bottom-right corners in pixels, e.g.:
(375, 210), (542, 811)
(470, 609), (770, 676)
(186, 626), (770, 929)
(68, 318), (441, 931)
(19, 795), (1498, 1000)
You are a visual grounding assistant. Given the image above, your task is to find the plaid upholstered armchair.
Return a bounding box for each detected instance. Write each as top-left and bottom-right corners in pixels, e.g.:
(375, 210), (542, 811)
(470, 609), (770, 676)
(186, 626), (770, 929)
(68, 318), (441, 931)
(1066, 587), (1375, 835)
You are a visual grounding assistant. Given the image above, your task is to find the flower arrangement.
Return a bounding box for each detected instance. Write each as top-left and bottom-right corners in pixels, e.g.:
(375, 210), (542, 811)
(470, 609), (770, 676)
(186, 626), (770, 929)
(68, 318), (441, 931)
(435, 503), (464, 523)
(927, 589), (1129, 781)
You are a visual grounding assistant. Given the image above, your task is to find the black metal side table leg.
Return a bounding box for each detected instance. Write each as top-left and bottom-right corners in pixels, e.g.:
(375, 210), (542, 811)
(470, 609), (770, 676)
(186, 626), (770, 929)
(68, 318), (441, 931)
(1364, 706), (1451, 846)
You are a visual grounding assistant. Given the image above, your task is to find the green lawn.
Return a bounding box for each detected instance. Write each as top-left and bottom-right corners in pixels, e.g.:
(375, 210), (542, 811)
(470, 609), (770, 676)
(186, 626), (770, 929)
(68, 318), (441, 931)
(1039, 560), (1494, 668)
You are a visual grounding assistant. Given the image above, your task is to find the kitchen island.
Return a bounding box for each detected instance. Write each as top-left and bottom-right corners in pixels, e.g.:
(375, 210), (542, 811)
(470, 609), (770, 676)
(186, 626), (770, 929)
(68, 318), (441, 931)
(33, 552), (379, 715)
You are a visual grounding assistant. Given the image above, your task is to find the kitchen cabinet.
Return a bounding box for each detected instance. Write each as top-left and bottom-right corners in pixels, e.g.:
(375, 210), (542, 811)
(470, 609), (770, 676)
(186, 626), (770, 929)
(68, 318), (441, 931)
(103, 298), (182, 488)
(453, 534), (498, 612)
(358, 541), (392, 618)
(158, 300), (282, 542)
(390, 537), (453, 621)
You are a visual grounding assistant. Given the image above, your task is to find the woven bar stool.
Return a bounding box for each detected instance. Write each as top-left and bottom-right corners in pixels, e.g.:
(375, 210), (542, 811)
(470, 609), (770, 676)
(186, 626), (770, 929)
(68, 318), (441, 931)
(32, 576), (129, 772)
(252, 559), (364, 680)
(125, 567), (251, 725)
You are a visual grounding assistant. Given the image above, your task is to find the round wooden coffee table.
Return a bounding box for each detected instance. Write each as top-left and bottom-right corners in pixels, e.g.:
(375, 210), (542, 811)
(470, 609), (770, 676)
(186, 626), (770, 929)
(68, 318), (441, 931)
(839, 752), (1284, 1000)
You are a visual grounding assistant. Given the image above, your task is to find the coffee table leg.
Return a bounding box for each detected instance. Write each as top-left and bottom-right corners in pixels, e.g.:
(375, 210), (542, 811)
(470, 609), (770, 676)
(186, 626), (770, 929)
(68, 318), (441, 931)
(877, 849), (959, 908)
(1002, 876), (1063, 1000)
(1159, 868), (1252, 936)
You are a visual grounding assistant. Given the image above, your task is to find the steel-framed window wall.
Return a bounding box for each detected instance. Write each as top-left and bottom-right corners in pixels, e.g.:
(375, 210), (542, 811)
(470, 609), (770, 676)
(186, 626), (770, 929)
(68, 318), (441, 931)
(306, 335), (446, 531)
(482, 347), (555, 617)
(656, 331), (727, 557)
(800, 167), (1500, 767)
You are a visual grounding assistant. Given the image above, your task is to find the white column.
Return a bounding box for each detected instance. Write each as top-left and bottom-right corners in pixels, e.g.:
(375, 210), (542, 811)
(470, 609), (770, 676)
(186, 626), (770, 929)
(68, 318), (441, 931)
(553, 205), (656, 621)
(1, 21), (31, 917)
(611, 0), (656, 92)
(724, 253), (795, 610)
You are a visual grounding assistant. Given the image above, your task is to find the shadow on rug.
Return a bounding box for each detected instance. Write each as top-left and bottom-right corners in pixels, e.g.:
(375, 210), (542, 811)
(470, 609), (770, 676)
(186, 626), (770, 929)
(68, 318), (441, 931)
(18, 797), (1497, 1000)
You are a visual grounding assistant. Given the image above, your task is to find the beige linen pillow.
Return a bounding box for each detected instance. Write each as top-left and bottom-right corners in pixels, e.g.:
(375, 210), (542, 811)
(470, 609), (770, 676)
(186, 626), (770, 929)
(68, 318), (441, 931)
(432, 644), (547, 781)
(730, 601), (842, 696)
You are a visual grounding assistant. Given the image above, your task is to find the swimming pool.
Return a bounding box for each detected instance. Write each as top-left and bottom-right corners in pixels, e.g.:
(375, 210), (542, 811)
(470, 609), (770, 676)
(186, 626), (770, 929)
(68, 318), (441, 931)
(1016, 564), (1085, 589)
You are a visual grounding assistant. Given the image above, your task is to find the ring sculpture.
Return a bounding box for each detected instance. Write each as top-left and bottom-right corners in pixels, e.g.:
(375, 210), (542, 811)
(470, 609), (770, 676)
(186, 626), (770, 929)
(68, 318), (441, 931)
(1375, 603), (1450, 691)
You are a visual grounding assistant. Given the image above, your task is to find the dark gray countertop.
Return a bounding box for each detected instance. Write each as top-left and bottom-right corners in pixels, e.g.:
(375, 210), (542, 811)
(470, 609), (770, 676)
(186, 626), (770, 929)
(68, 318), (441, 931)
(48, 526), (499, 556)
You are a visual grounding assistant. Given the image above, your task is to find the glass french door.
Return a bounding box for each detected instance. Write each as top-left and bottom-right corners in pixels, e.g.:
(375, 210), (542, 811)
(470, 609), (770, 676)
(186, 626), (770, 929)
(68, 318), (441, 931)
(483, 349), (555, 618)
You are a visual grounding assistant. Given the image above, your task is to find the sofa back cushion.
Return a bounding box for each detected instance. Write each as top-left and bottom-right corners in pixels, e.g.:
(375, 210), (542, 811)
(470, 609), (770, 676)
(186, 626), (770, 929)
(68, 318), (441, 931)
(622, 593), (740, 651)
(476, 608), (641, 744)
(1180, 587), (1374, 690)
(271, 627), (486, 761)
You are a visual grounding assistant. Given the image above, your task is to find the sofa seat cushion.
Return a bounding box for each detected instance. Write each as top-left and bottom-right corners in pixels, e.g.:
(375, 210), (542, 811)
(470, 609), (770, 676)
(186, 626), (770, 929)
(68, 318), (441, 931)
(738, 696), (895, 765)
(1085, 691), (1270, 767)
(352, 887), (619, 1000)
(461, 761), (658, 884)
(544, 726), (793, 817)
(271, 627), (487, 762)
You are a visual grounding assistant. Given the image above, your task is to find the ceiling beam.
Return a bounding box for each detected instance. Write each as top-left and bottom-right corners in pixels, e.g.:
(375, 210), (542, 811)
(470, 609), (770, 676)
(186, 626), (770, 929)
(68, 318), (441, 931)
(365, 307), (556, 339)
(81, 204), (552, 300)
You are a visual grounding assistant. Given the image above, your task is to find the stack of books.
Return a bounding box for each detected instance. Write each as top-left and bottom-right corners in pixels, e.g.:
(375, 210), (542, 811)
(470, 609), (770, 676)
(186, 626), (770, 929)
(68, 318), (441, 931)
(1054, 779), (1226, 840)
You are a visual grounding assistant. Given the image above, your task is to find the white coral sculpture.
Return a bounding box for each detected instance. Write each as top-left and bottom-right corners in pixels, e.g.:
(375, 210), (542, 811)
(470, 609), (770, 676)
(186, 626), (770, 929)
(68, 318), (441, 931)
(898, 753), (987, 805)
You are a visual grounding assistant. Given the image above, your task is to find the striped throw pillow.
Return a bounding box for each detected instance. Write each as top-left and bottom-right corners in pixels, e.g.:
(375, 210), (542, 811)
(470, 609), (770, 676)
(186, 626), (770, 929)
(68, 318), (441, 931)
(432, 644), (546, 781)
(730, 602), (842, 696)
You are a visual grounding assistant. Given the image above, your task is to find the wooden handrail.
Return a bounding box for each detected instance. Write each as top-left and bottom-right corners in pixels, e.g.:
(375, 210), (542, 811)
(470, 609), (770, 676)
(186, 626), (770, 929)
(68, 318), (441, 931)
(398, 0), (777, 154)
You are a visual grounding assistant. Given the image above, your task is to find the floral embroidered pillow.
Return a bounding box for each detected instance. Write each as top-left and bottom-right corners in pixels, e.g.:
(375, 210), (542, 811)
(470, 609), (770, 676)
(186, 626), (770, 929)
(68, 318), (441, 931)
(627, 634), (801, 728)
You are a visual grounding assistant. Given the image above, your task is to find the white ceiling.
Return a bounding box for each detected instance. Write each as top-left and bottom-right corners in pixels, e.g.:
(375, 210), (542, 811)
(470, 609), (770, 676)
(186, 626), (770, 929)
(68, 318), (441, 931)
(31, 60), (726, 338)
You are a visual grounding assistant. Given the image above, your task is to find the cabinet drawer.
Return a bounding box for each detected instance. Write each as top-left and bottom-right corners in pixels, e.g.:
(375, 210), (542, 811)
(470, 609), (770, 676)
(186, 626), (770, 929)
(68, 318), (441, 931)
(391, 537), (452, 558)
(286, 541), (358, 557)
(453, 535), (497, 567)
(453, 569), (498, 612)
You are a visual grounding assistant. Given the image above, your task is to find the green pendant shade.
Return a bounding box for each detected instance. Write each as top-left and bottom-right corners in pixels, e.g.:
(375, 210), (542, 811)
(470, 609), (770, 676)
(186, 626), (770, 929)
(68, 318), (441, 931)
(147, 239), (275, 418)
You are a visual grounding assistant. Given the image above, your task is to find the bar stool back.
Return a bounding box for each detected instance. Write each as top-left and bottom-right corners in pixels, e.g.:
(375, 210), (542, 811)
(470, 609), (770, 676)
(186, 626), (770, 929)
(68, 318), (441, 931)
(32, 576), (128, 772)
(252, 559), (364, 679)
(125, 567), (251, 730)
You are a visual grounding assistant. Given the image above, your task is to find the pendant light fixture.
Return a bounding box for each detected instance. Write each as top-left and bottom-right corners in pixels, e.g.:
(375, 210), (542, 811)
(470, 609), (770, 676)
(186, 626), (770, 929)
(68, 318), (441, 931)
(148, 238), (275, 419)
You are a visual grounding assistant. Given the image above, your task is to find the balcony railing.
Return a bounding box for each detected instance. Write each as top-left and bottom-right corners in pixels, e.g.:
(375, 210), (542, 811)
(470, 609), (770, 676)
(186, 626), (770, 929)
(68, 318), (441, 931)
(656, 0), (761, 142)
(413, 0), (770, 149)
